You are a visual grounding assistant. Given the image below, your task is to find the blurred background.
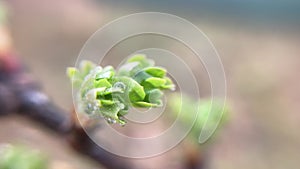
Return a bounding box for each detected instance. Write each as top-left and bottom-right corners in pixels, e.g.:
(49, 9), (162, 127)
(0, 0), (300, 169)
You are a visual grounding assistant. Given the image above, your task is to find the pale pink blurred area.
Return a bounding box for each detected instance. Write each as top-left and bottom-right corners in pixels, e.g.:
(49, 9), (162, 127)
(1, 0), (300, 169)
(6, 0), (104, 110)
(8, 0), (102, 35)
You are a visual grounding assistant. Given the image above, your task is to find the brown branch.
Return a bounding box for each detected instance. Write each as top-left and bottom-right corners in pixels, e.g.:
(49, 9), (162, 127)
(0, 54), (131, 169)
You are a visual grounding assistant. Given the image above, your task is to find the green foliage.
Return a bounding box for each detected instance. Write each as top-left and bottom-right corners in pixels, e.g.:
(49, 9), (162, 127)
(168, 93), (229, 141)
(0, 2), (7, 25)
(0, 145), (48, 169)
(67, 54), (175, 125)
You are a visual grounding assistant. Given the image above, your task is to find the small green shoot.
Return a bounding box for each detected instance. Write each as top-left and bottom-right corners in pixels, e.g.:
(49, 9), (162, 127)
(67, 54), (175, 125)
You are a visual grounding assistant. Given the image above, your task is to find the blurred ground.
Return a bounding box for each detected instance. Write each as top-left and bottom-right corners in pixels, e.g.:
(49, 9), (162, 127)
(1, 0), (300, 169)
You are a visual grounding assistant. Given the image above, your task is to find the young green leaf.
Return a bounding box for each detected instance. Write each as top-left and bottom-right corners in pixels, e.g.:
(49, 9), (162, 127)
(168, 93), (229, 142)
(0, 145), (48, 169)
(67, 55), (175, 125)
(144, 67), (166, 78)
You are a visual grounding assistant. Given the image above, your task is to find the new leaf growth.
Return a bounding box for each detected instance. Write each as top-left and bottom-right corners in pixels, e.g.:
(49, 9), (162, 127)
(67, 54), (175, 125)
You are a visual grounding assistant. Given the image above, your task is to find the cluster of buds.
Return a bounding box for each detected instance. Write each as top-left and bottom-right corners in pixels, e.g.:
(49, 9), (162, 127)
(67, 54), (175, 125)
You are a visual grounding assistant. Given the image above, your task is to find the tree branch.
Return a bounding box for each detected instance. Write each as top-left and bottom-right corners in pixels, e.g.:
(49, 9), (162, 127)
(0, 54), (131, 169)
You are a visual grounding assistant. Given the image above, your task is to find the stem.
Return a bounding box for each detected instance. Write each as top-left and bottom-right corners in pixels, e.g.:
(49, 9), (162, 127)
(68, 122), (130, 169)
(0, 54), (132, 169)
(182, 140), (207, 169)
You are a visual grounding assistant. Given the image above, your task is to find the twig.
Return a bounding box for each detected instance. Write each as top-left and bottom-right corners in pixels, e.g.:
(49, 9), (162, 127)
(0, 54), (131, 169)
